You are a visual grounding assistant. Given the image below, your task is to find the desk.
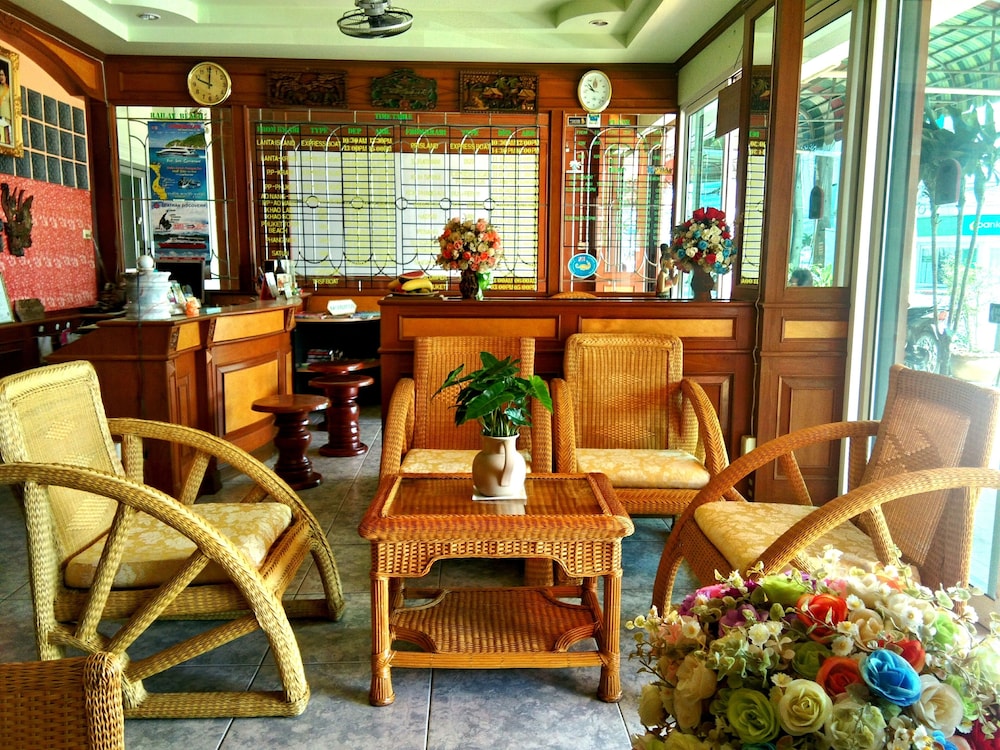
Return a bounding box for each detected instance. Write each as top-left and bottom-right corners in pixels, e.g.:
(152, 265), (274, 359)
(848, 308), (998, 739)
(358, 473), (634, 707)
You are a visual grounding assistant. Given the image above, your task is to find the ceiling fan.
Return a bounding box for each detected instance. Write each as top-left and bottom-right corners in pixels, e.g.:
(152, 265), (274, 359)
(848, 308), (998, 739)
(337, 0), (413, 38)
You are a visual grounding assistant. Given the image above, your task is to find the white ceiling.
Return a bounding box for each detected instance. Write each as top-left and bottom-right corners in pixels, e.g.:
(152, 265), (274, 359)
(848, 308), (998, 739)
(14, 0), (737, 64)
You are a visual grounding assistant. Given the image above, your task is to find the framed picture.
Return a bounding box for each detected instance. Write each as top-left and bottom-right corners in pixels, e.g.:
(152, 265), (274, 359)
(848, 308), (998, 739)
(0, 274), (14, 324)
(0, 47), (23, 158)
(460, 71), (537, 113)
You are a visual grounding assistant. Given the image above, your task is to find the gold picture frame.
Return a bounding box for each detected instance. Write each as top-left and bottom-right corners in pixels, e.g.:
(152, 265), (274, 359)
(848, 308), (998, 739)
(0, 47), (23, 158)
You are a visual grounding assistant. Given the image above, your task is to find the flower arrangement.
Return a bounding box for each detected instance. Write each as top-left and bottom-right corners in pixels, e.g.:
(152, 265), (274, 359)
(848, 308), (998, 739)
(435, 216), (502, 272)
(627, 550), (1000, 750)
(669, 207), (736, 275)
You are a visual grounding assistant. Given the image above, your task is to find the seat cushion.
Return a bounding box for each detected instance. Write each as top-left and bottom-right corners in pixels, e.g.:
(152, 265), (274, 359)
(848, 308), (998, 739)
(575, 448), (709, 490)
(694, 501), (887, 575)
(65, 503), (294, 589)
(400, 448), (534, 474)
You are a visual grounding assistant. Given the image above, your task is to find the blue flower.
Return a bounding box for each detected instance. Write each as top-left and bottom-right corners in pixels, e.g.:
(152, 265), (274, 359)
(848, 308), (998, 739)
(860, 649), (922, 706)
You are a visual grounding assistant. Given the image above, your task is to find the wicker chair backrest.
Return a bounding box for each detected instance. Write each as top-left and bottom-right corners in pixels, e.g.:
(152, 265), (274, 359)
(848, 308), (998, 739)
(562, 332), (691, 453)
(411, 336), (536, 451)
(0, 361), (123, 562)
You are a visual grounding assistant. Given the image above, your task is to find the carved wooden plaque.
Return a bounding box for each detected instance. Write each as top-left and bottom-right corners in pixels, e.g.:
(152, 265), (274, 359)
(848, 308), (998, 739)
(267, 70), (348, 108)
(460, 71), (537, 113)
(14, 297), (44, 322)
(371, 69), (437, 110)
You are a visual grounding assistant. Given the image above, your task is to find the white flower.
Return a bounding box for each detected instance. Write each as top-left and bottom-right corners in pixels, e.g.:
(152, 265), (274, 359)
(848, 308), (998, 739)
(911, 673), (964, 737)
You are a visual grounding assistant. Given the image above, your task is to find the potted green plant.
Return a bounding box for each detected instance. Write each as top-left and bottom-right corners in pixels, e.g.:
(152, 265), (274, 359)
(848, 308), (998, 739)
(435, 351), (552, 437)
(435, 352), (552, 497)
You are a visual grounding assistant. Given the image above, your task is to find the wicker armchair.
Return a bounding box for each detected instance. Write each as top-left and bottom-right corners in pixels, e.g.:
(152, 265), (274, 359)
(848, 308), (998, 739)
(552, 332), (728, 517)
(0, 652), (125, 749)
(0, 361), (345, 719)
(379, 336), (552, 479)
(652, 364), (1000, 611)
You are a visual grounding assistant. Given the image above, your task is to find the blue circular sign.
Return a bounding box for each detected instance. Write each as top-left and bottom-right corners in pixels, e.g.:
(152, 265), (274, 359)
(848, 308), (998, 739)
(568, 253), (598, 279)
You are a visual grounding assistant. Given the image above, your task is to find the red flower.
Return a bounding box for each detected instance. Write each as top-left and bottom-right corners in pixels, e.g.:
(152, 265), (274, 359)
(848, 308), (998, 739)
(797, 593), (849, 641)
(893, 639), (926, 671)
(965, 722), (1000, 750)
(815, 656), (863, 697)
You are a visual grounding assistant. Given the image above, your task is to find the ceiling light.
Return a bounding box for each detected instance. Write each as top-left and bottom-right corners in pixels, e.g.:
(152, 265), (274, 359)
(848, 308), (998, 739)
(136, 12), (160, 21)
(589, 19), (609, 27)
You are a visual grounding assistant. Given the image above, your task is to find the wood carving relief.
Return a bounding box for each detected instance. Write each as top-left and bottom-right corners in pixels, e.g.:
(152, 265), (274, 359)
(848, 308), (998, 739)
(460, 71), (537, 112)
(267, 69), (348, 108)
(370, 69), (437, 110)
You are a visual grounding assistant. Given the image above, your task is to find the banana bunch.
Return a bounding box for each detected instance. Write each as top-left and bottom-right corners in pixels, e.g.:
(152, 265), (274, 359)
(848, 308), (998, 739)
(387, 270), (434, 294)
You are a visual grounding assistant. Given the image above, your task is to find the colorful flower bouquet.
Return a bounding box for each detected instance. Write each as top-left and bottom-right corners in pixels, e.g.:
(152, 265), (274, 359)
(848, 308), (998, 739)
(669, 207), (736, 275)
(627, 550), (1000, 750)
(435, 216), (502, 272)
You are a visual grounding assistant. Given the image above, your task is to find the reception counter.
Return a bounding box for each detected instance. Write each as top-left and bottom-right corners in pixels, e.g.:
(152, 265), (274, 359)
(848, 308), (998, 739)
(377, 295), (756, 459)
(48, 299), (299, 494)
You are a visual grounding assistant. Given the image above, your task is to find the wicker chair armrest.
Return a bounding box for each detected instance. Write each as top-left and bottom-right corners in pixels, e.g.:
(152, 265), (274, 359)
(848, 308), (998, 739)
(529, 388), (553, 473)
(756, 466), (1000, 576)
(680, 378), (729, 474)
(379, 378), (416, 479)
(551, 378), (578, 473)
(106, 417), (306, 512)
(0, 462), (302, 636)
(0, 651), (125, 749)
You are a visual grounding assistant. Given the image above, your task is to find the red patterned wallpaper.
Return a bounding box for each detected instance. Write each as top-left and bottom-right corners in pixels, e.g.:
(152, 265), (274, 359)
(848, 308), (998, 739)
(0, 177), (97, 311)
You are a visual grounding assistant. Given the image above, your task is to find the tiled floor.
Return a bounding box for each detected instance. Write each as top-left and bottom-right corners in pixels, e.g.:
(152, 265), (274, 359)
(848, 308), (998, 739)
(0, 405), (697, 749)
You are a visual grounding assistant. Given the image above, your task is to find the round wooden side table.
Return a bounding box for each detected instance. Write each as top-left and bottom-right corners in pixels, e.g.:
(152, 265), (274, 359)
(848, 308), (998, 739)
(308, 359), (378, 457)
(252, 393), (329, 489)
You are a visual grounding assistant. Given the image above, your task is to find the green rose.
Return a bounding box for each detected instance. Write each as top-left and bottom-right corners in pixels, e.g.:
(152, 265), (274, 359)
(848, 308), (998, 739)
(930, 612), (970, 650)
(823, 697), (887, 750)
(726, 688), (781, 744)
(760, 573), (812, 606)
(776, 679), (832, 736)
(792, 641), (832, 680)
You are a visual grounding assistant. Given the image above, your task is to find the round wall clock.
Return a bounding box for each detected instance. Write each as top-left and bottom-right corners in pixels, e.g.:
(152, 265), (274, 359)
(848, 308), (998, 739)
(577, 69), (612, 113)
(186, 61), (232, 106)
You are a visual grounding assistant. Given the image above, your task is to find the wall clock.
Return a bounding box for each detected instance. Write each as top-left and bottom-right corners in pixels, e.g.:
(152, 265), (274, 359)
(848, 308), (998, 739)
(577, 69), (612, 113)
(187, 61), (232, 106)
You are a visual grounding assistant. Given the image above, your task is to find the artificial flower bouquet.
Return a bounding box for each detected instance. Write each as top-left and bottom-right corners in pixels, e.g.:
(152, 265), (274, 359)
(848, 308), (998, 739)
(669, 207), (736, 275)
(627, 550), (1000, 750)
(435, 216), (502, 272)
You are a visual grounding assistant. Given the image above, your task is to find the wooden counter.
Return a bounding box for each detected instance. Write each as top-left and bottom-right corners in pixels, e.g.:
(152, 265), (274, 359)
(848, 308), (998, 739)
(48, 300), (299, 494)
(377, 296), (756, 459)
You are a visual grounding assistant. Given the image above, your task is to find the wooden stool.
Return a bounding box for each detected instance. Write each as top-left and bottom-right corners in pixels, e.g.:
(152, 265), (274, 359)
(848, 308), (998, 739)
(252, 393), (329, 489)
(308, 373), (375, 457)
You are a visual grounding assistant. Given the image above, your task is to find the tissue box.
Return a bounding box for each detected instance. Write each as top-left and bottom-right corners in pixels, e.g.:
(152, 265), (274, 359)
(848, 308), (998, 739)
(326, 298), (357, 316)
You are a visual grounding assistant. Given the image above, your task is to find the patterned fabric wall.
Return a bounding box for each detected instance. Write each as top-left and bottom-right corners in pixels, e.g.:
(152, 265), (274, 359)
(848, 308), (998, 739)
(0, 82), (97, 311)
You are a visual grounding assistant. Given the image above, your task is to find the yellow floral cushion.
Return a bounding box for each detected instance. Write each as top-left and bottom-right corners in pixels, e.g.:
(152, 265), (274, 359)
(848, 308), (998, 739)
(400, 449), (534, 474)
(694, 502), (888, 574)
(65, 503), (293, 589)
(575, 448), (709, 489)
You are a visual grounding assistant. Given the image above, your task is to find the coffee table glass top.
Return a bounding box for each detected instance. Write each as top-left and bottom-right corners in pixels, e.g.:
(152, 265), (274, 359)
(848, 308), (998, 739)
(382, 474), (618, 517)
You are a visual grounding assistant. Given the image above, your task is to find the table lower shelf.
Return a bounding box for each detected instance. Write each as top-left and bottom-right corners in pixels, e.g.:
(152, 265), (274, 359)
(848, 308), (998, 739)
(388, 585), (605, 667)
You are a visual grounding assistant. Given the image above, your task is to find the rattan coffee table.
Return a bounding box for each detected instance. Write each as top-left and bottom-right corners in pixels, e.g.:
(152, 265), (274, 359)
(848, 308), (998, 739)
(358, 473), (634, 707)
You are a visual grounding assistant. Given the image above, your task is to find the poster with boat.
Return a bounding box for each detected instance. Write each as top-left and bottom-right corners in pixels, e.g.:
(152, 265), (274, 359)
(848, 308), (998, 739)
(147, 121), (208, 201)
(150, 200), (210, 260)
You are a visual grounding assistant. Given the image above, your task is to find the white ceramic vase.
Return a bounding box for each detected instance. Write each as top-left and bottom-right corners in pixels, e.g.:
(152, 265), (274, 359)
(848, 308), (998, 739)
(471, 433), (526, 498)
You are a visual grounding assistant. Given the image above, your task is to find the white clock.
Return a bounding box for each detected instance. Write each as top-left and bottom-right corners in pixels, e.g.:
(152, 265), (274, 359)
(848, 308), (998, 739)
(187, 61), (232, 106)
(577, 69), (612, 113)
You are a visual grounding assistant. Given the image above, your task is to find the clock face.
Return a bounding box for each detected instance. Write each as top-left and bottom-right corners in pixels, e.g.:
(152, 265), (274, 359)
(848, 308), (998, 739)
(187, 62), (232, 106)
(578, 70), (612, 113)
